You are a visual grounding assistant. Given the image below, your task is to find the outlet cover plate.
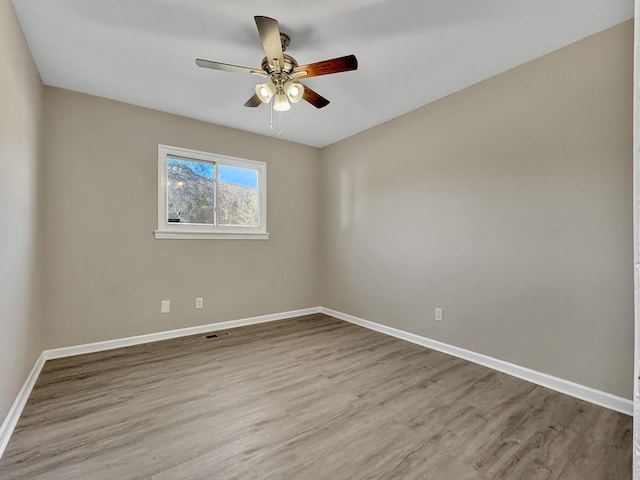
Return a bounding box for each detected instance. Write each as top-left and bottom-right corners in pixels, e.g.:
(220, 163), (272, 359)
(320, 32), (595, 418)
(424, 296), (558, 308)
(161, 300), (170, 313)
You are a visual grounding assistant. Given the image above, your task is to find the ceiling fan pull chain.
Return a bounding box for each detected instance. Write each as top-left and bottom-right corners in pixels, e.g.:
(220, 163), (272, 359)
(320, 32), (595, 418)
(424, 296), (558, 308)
(278, 111), (283, 136)
(269, 97), (274, 131)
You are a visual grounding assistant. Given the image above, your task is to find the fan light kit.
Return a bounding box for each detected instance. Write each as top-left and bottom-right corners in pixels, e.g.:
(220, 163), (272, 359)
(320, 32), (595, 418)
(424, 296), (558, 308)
(254, 73), (303, 111)
(196, 16), (358, 130)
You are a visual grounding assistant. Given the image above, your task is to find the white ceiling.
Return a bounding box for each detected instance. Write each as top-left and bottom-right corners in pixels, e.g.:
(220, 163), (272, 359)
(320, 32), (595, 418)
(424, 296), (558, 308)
(12, 0), (633, 148)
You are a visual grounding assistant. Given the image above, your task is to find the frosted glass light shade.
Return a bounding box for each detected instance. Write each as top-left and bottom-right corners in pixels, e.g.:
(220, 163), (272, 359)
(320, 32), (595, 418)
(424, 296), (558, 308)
(284, 81), (304, 103)
(273, 93), (291, 111)
(255, 82), (276, 103)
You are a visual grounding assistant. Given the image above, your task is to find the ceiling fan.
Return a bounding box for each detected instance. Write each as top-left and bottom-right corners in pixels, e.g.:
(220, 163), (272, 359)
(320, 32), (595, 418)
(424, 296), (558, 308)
(196, 16), (358, 112)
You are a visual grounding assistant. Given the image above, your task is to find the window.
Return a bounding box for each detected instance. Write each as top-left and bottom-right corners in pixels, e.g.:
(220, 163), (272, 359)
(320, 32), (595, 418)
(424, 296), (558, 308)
(155, 145), (268, 239)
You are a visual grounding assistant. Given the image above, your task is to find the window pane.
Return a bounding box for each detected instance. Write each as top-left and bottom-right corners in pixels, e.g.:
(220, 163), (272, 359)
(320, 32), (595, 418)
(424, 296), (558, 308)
(217, 165), (259, 226)
(167, 157), (214, 224)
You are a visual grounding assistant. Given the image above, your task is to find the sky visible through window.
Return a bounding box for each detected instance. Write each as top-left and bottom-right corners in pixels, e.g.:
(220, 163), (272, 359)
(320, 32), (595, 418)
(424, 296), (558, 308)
(168, 156), (257, 187)
(220, 165), (258, 188)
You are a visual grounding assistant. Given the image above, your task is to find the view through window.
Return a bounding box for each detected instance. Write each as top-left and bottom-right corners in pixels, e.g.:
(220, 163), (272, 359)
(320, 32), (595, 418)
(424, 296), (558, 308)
(156, 145), (267, 239)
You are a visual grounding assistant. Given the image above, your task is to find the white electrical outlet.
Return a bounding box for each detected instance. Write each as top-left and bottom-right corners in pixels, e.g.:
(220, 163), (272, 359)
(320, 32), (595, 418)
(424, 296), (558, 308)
(196, 297), (203, 309)
(435, 308), (443, 322)
(161, 300), (170, 314)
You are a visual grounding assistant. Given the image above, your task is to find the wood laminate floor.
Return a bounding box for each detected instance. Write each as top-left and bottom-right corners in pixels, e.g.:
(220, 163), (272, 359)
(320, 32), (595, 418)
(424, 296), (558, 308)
(0, 314), (632, 479)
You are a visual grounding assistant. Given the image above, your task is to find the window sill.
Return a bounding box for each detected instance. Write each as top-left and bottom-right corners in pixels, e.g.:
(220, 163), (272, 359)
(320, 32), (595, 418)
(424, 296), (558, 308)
(154, 230), (270, 240)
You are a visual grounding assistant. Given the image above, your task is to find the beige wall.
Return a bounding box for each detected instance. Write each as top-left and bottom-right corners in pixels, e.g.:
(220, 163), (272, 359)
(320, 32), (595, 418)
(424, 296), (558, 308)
(321, 21), (634, 398)
(41, 88), (322, 348)
(0, 0), (44, 420)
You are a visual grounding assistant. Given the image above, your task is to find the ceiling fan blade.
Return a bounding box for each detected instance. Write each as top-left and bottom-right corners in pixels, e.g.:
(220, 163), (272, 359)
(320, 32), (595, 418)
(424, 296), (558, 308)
(244, 93), (262, 108)
(302, 84), (330, 109)
(293, 55), (358, 79)
(254, 16), (285, 70)
(196, 59), (263, 76)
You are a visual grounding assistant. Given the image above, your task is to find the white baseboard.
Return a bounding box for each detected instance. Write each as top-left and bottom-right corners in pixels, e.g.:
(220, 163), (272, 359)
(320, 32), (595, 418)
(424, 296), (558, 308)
(0, 352), (46, 460)
(44, 307), (322, 360)
(321, 307), (633, 416)
(1, 304), (632, 463)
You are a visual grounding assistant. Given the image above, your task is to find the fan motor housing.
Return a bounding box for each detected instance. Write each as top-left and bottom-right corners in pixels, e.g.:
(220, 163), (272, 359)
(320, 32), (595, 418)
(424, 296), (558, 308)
(261, 54), (298, 74)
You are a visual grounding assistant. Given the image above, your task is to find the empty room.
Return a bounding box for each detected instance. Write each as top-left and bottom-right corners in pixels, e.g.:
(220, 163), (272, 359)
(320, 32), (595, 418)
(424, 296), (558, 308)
(1, 0), (638, 479)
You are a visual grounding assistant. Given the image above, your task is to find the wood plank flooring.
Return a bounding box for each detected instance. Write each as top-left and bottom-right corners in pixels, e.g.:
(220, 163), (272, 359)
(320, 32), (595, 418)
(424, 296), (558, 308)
(0, 314), (632, 479)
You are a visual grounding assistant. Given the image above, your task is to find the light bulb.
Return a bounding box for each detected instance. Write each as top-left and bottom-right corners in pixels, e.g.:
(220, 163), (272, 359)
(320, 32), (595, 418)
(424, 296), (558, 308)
(255, 82), (276, 103)
(273, 93), (291, 112)
(284, 81), (304, 103)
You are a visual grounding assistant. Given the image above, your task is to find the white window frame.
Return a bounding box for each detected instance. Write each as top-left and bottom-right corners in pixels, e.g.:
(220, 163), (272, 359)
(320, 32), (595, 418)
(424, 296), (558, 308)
(154, 144), (268, 240)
